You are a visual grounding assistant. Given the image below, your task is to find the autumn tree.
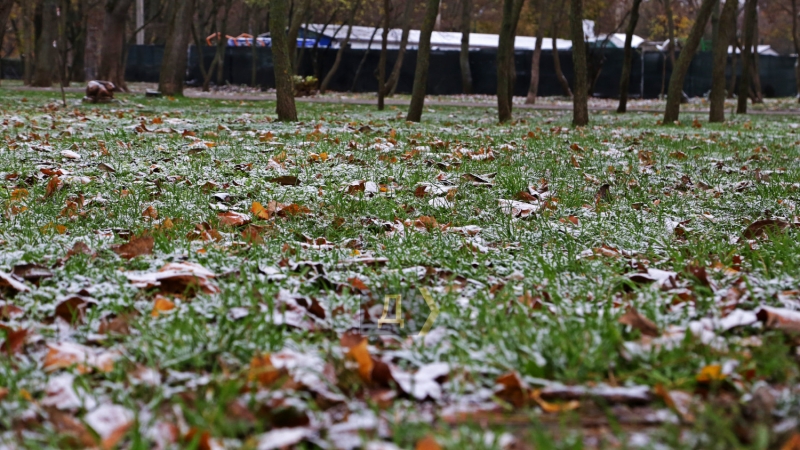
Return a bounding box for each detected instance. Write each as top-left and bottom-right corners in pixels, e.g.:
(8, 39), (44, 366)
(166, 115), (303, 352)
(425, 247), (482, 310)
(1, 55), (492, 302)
(496, 0), (524, 122)
(406, 0), (441, 122)
(709, 0), (736, 122)
(736, 0), (756, 114)
(32, 0), (59, 87)
(271, 0), (298, 121)
(663, 0), (717, 124)
(460, 0), (473, 94)
(570, 0), (588, 126)
(382, 0), (414, 97)
(99, 0), (135, 90)
(616, 0), (643, 113)
(525, 0), (547, 104)
(159, 0), (196, 95)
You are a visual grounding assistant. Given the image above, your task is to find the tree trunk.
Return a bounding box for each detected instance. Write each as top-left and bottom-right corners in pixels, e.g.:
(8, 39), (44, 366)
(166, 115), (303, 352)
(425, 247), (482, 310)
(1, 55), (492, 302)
(570, 0), (588, 126)
(320, 0), (361, 94)
(270, 0), (298, 121)
(350, 17), (381, 92)
(497, 0), (524, 122)
(728, 11), (738, 99)
(660, 0), (676, 98)
(793, 0), (800, 101)
(0, 0), (13, 85)
(407, 0), (441, 122)
(384, 0), (415, 97)
(69, 0), (88, 83)
(616, 0), (642, 113)
(288, 0), (311, 71)
(312, 7), (339, 80)
(663, 0), (717, 123)
(459, 0), (473, 94)
(551, 9), (572, 98)
(83, 0), (103, 81)
(214, 0), (232, 87)
(526, 2), (547, 104)
(377, 0), (390, 110)
(22, 0), (35, 85)
(737, 0), (756, 114)
(709, 0), (736, 122)
(99, 0), (134, 90)
(159, 0), (195, 96)
(751, 11), (763, 103)
(32, 0), (58, 87)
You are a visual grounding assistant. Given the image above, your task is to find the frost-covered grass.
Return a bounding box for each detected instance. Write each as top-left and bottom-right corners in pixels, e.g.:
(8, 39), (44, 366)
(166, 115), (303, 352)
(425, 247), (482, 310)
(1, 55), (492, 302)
(1, 87), (800, 449)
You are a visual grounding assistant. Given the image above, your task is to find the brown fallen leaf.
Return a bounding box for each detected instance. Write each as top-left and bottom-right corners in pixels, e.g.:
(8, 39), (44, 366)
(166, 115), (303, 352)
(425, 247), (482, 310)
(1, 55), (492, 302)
(151, 295), (176, 317)
(782, 432), (800, 450)
(142, 205), (158, 219)
(595, 183), (612, 205)
(495, 372), (527, 408)
(248, 353), (287, 386)
(0, 301), (24, 320)
(48, 410), (97, 448)
(84, 404), (134, 450)
(112, 235), (154, 259)
(45, 176), (62, 198)
(217, 211), (251, 227)
(341, 332), (374, 383)
(0, 271), (31, 294)
(125, 262), (219, 295)
(347, 277), (370, 292)
(13, 263), (53, 284)
(269, 175), (301, 186)
(416, 435), (442, 450)
(756, 306), (800, 334)
(0, 387), (8, 401)
(0, 325), (28, 355)
(618, 306), (660, 337)
(742, 219), (794, 240)
(415, 215), (439, 231)
(43, 342), (118, 373)
(530, 389), (580, 413)
(65, 241), (93, 260)
(53, 295), (97, 323)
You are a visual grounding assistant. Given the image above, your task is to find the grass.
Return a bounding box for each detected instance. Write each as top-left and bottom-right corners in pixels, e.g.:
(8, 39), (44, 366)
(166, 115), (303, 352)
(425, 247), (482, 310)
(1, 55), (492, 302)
(1, 87), (800, 449)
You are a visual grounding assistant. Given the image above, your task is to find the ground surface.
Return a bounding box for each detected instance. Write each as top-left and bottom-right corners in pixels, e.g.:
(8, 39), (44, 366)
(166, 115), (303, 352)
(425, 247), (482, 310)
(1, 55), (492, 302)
(1, 86), (800, 449)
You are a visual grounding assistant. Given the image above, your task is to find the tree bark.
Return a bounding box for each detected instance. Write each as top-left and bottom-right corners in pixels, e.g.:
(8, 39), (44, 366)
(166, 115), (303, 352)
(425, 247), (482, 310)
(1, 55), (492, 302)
(22, 0), (35, 85)
(552, 7), (572, 98)
(751, 9), (763, 103)
(158, 0), (195, 96)
(320, 0), (361, 94)
(526, 1), (547, 104)
(616, 0), (642, 113)
(570, 0), (588, 126)
(663, 0), (717, 124)
(271, 0), (298, 121)
(737, 0), (756, 113)
(792, 0), (800, 101)
(351, 17), (381, 92)
(459, 0), (473, 94)
(407, 0), (441, 122)
(660, 0), (676, 98)
(377, 0), (390, 110)
(709, 0), (736, 122)
(288, 0), (312, 71)
(496, 0), (524, 122)
(214, 0), (232, 87)
(0, 0), (13, 85)
(384, 0), (415, 97)
(99, 0), (134, 90)
(32, 0), (58, 87)
(728, 10), (738, 99)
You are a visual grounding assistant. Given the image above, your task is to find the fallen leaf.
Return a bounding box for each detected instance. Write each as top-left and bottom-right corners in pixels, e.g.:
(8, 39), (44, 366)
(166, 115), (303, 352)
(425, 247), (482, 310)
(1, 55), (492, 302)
(0, 271), (31, 294)
(53, 295), (97, 322)
(416, 435), (442, 450)
(45, 176), (62, 198)
(269, 175), (300, 186)
(530, 389), (580, 413)
(618, 306), (660, 337)
(125, 262), (219, 295)
(112, 235), (154, 259)
(742, 219), (793, 240)
(696, 365), (725, 383)
(43, 342), (118, 373)
(756, 306), (800, 334)
(0, 326), (28, 355)
(341, 333), (374, 383)
(495, 372), (527, 408)
(84, 404), (134, 450)
(151, 295), (176, 317)
(248, 353), (287, 386)
(142, 205), (158, 219)
(217, 211), (251, 227)
(13, 263), (53, 284)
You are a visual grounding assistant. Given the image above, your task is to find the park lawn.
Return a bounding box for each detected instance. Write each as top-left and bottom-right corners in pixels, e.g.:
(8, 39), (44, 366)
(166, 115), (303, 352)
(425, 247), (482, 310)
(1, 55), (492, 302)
(1, 87), (800, 449)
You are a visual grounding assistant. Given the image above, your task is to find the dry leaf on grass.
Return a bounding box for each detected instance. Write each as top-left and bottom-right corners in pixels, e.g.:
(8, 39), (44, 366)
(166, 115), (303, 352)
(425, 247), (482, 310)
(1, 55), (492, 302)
(269, 175), (301, 186)
(415, 436), (442, 450)
(84, 404), (134, 450)
(12, 263), (53, 284)
(530, 389), (580, 413)
(217, 211), (251, 227)
(742, 219), (794, 240)
(43, 342), (119, 374)
(248, 353), (287, 387)
(756, 306), (800, 334)
(112, 235), (154, 259)
(126, 262), (219, 295)
(618, 306), (660, 337)
(0, 271), (30, 294)
(0, 325), (28, 354)
(495, 371), (527, 408)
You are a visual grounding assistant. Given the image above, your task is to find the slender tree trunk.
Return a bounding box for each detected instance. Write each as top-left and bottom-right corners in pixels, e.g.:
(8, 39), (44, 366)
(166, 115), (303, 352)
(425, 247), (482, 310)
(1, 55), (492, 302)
(663, 0), (717, 123)
(792, 0), (800, 101)
(99, 0), (134, 90)
(570, 0), (588, 126)
(407, 0), (441, 122)
(312, 8), (339, 80)
(250, 8), (260, 87)
(69, 0), (88, 82)
(159, 0), (195, 96)
(288, 0), (311, 71)
(551, 8), (572, 97)
(384, 0), (415, 97)
(460, 0), (473, 94)
(737, 0), (756, 113)
(214, 0), (231, 87)
(271, 0), (298, 121)
(32, 0), (58, 87)
(497, 0), (524, 122)
(728, 11), (738, 99)
(709, 0), (736, 122)
(351, 17), (381, 92)
(751, 11), (763, 103)
(617, 0), (642, 113)
(320, 0), (361, 94)
(526, 2), (546, 104)
(0, 0), (13, 85)
(22, 0), (35, 85)
(660, 0), (676, 98)
(83, 0), (103, 80)
(377, 0), (390, 110)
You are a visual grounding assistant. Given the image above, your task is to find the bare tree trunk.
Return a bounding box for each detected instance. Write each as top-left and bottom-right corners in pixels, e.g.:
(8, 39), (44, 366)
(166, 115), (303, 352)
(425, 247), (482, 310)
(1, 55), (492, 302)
(384, 0), (415, 97)
(377, 0), (390, 110)
(792, 0), (800, 101)
(271, 0), (298, 121)
(663, 0), (717, 123)
(159, 0), (195, 96)
(312, 7), (340, 80)
(551, 8), (572, 98)
(99, 0), (134, 90)
(250, 6), (260, 87)
(320, 0), (361, 94)
(22, 0), (35, 85)
(0, 0), (13, 85)
(570, 0), (588, 126)
(751, 10), (763, 103)
(350, 17), (381, 92)
(617, 0), (642, 113)
(526, 1), (546, 104)
(214, 0), (232, 87)
(460, 0), (473, 94)
(709, 0), (736, 122)
(32, 0), (58, 87)
(83, 0), (102, 81)
(67, 0), (88, 82)
(737, 0), (756, 113)
(728, 11), (738, 99)
(497, 0), (524, 122)
(288, 0), (311, 71)
(660, 0), (676, 98)
(407, 0), (441, 122)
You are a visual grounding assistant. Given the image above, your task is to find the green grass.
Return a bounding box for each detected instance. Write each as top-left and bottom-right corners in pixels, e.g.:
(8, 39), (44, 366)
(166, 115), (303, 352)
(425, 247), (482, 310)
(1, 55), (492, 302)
(1, 87), (800, 449)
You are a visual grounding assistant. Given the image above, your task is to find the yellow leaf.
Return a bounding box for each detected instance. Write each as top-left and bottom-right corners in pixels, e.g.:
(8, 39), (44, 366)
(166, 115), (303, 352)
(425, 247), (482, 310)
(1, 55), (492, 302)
(696, 364), (725, 383)
(251, 201), (271, 220)
(530, 389), (580, 413)
(346, 338), (374, 383)
(248, 354), (284, 386)
(151, 296), (176, 317)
